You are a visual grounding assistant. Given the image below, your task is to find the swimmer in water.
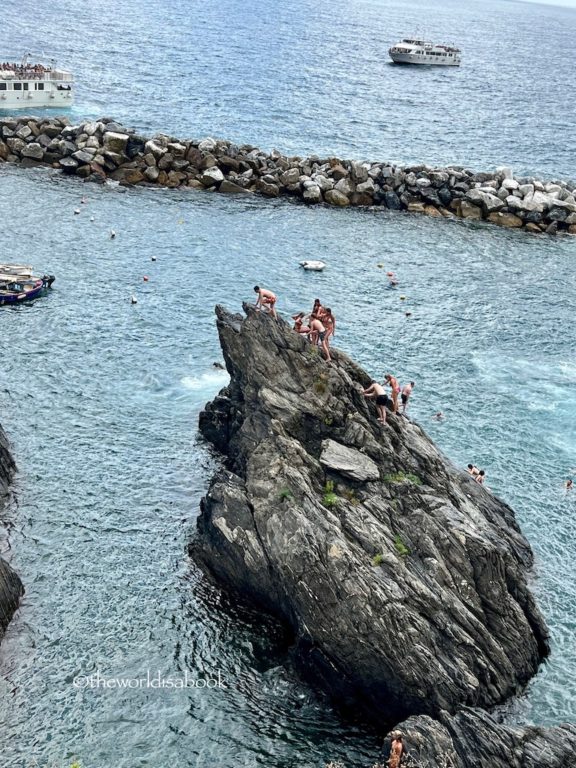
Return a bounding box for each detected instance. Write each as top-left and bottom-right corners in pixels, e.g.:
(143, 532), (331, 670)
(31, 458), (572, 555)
(565, 479), (573, 493)
(433, 411), (444, 421)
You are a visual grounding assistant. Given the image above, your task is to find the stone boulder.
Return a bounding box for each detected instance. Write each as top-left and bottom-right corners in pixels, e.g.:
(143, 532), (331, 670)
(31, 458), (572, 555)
(103, 131), (129, 155)
(392, 706), (576, 768)
(488, 211), (524, 228)
(200, 166), (224, 187)
(325, 189), (350, 207)
(193, 305), (549, 726)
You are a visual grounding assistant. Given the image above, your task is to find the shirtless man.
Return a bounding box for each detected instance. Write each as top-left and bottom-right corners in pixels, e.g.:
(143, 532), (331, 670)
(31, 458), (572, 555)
(384, 374), (401, 413)
(401, 381), (415, 413)
(387, 731), (404, 768)
(254, 285), (277, 318)
(467, 463), (480, 477)
(363, 382), (389, 424)
(475, 469), (486, 485)
(309, 315), (331, 361)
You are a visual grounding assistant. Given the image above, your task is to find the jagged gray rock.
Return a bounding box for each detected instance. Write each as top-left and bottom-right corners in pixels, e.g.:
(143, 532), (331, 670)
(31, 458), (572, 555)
(0, 423), (23, 641)
(193, 305), (549, 726)
(389, 707), (576, 768)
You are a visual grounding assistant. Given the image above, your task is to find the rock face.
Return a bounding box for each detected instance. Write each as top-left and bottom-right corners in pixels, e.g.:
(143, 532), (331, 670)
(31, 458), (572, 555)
(193, 305), (549, 726)
(1, 116), (575, 236)
(390, 707), (576, 768)
(0, 423), (23, 641)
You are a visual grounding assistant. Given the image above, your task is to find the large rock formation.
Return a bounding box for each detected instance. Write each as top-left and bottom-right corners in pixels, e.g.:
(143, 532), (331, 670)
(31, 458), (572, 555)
(0, 423), (23, 641)
(193, 305), (549, 726)
(387, 707), (576, 767)
(1, 116), (576, 235)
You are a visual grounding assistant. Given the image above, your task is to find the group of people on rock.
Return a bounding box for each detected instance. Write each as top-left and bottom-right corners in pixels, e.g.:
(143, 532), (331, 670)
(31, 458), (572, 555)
(363, 376), (414, 425)
(253, 286), (336, 362)
(291, 299), (335, 363)
(467, 464), (486, 485)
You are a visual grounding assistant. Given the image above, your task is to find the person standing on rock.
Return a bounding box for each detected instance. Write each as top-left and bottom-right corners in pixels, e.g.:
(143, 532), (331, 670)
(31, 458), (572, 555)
(401, 381), (415, 414)
(309, 315), (331, 362)
(384, 374), (401, 413)
(387, 730), (404, 768)
(323, 307), (336, 340)
(363, 382), (389, 424)
(254, 286), (277, 319)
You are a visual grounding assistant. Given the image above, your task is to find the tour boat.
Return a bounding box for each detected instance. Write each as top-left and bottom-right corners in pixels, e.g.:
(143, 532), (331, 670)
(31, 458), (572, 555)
(0, 54), (74, 109)
(389, 39), (461, 66)
(0, 266), (55, 306)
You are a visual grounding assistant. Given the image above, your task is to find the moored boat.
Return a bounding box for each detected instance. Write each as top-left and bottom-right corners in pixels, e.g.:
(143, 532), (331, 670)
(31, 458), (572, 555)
(0, 267), (55, 306)
(389, 39), (461, 66)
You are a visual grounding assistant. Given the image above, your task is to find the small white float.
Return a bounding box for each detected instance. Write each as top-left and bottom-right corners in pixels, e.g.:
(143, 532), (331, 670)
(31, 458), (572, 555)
(300, 260), (326, 272)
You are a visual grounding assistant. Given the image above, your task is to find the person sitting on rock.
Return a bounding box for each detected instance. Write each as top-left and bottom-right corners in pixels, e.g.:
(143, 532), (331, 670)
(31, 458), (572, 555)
(475, 469), (486, 485)
(292, 312), (311, 337)
(363, 381), (389, 424)
(384, 374), (401, 413)
(467, 463), (480, 477)
(387, 730), (404, 768)
(254, 285), (277, 319)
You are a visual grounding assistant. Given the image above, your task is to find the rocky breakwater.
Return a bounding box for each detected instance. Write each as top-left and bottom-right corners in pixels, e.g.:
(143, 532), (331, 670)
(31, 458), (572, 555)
(0, 423), (23, 642)
(194, 304), (550, 730)
(1, 115), (575, 236)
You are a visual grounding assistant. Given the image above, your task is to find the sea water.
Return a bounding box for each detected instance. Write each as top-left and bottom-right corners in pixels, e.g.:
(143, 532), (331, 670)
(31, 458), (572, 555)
(0, 0), (576, 766)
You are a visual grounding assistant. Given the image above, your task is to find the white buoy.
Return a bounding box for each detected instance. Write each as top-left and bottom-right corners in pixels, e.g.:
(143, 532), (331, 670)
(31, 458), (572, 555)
(90, 216), (95, 222)
(110, 229), (116, 239)
(131, 295), (137, 304)
(151, 255), (157, 261)
(74, 208), (81, 215)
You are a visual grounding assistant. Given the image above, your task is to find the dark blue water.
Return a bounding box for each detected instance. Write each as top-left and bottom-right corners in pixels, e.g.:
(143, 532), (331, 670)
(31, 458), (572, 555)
(1, 1), (576, 766)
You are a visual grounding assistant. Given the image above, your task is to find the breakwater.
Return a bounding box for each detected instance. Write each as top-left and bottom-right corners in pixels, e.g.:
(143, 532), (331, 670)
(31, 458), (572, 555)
(1, 115), (575, 236)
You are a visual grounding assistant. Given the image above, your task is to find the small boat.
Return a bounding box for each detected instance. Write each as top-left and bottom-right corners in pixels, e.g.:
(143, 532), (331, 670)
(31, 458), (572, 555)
(300, 260), (326, 271)
(389, 39), (461, 66)
(0, 267), (55, 306)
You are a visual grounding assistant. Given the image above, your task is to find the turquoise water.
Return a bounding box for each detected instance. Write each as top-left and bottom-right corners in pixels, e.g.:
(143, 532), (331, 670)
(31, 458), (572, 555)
(1, 0), (576, 766)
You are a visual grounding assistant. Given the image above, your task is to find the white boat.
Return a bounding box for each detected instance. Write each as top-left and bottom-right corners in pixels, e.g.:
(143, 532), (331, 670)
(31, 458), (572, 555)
(300, 260), (326, 271)
(0, 54), (74, 109)
(389, 39), (461, 66)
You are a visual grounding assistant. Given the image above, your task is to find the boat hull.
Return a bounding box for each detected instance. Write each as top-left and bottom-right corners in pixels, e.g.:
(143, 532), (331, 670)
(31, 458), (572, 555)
(389, 52), (460, 66)
(0, 281), (46, 306)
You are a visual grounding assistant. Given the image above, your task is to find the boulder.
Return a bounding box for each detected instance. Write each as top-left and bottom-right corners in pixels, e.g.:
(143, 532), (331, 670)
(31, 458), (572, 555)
(194, 305), (549, 726)
(460, 200), (483, 219)
(334, 177), (354, 197)
(200, 166), (224, 187)
(465, 189), (505, 214)
(20, 143), (44, 160)
(219, 180), (248, 194)
(324, 189), (350, 207)
(393, 706), (576, 768)
(103, 131), (129, 155)
(302, 184), (322, 203)
(356, 178), (376, 195)
(73, 149), (96, 165)
(384, 191), (403, 210)
(280, 168), (300, 186)
(15, 125), (32, 141)
(58, 157), (79, 174)
(319, 439), (380, 482)
(487, 211), (524, 228)
(144, 165), (160, 182)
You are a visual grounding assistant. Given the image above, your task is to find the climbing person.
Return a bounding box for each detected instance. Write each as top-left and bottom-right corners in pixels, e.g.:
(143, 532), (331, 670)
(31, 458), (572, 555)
(254, 286), (277, 318)
(387, 730), (404, 768)
(401, 381), (415, 414)
(309, 315), (331, 361)
(467, 464), (480, 477)
(384, 374), (401, 413)
(475, 470), (486, 485)
(363, 382), (389, 424)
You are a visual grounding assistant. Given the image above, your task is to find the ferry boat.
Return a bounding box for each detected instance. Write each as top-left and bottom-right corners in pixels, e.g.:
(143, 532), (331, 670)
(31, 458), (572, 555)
(0, 54), (74, 109)
(389, 39), (461, 66)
